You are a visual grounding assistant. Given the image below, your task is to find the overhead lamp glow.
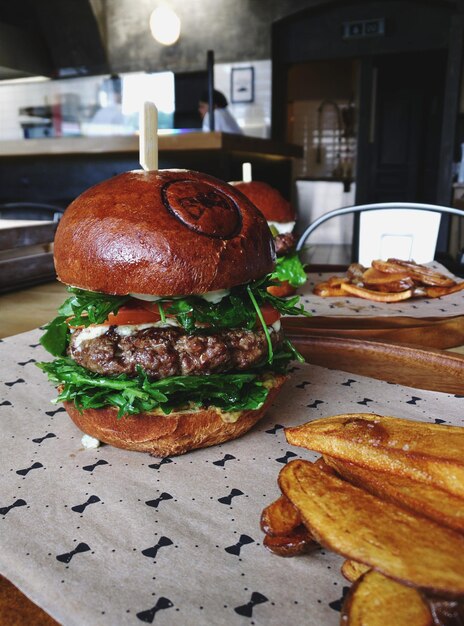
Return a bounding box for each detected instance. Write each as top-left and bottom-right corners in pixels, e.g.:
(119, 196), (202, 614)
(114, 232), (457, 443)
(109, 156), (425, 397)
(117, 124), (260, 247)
(149, 6), (181, 46)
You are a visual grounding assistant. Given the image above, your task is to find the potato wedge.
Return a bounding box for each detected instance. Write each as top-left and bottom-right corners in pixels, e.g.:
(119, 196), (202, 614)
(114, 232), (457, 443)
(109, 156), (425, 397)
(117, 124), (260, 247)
(386, 259), (456, 287)
(313, 281), (347, 297)
(278, 460), (464, 596)
(341, 570), (433, 626)
(424, 281), (464, 298)
(340, 283), (414, 301)
(262, 525), (319, 557)
(324, 456), (464, 534)
(341, 559), (370, 582)
(285, 414), (464, 499)
(362, 267), (414, 289)
(260, 494), (302, 536)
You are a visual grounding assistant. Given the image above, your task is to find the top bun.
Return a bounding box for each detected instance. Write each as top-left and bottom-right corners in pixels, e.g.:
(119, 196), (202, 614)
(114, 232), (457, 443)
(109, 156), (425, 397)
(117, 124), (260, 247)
(231, 181), (295, 223)
(54, 169), (275, 296)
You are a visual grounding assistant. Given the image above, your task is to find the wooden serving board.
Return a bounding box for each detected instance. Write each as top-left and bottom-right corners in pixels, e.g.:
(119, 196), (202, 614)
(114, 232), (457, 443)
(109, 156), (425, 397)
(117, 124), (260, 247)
(289, 333), (464, 395)
(282, 315), (464, 349)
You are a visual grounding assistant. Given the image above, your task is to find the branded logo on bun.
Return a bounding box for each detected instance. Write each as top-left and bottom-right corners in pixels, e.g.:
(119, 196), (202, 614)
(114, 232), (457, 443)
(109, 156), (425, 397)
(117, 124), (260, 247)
(38, 169), (308, 457)
(163, 179), (241, 238)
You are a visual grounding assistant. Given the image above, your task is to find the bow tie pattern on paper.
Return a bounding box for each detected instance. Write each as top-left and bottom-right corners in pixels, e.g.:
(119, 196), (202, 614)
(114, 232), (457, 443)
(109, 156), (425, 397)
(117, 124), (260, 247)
(145, 492), (173, 509)
(16, 461), (44, 476)
(234, 591), (268, 618)
(212, 453), (236, 467)
(342, 378), (357, 386)
(0, 498), (27, 516)
(275, 451), (297, 465)
(224, 534), (254, 556)
(56, 542), (91, 564)
(357, 397), (373, 406)
(18, 359), (36, 366)
(136, 597), (174, 623)
(406, 396), (422, 405)
(82, 459), (109, 472)
(218, 488), (243, 505)
(71, 495), (101, 514)
(32, 432), (56, 444)
(307, 399), (324, 409)
(141, 536), (174, 560)
(265, 423), (284, 434)
(45, 407), (66, 417)
(329, 586), (351, 612)
(296, 380), (311, 389)
(5, 378), (25, 387)
(148, 457), (173, 470)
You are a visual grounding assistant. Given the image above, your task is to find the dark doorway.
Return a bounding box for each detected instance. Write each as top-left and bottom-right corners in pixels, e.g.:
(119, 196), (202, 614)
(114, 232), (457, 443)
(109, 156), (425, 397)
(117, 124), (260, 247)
(357, 50), (447, 204)
(173, 71), (207, 129)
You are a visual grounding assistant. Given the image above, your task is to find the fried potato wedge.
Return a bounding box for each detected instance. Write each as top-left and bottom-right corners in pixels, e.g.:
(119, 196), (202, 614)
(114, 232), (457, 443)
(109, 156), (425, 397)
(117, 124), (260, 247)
(341, 570), (433, 626)
(313, 281), (347, 297)
(262, 525), (319, 557)
(340, 283), (414, 301)
(387, 258), (456, 287)
(324, 456), (464, 534)
(278, 460), (464, 596)
(341, 559), (370, 582)
(424, 281), (464, 298)
(285, 414), (464, 499)
(361, 266), (415, 292)
(260, 494), (302, 536)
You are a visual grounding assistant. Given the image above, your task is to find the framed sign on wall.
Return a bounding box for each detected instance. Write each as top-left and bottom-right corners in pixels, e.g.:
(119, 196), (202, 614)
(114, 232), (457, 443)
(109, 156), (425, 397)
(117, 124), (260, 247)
(231, 66), (254, 103)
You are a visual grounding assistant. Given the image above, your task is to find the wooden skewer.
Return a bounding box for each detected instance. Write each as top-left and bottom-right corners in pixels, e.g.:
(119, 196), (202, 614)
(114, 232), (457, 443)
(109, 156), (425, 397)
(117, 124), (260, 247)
(242, 161), (252, 182)
(139, 101), (158, 171)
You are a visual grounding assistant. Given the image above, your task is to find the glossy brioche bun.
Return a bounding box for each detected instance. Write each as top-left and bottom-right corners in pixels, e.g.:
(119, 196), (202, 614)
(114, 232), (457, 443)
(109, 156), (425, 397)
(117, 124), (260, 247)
(231, 181), (295, 223)
(54, 169), (275, 296)
(66, 373), (288, 457)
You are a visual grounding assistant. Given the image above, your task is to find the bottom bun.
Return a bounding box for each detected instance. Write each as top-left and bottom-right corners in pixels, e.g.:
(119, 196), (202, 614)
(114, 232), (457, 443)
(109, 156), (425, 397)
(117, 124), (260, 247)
(65, 373), (288, 457)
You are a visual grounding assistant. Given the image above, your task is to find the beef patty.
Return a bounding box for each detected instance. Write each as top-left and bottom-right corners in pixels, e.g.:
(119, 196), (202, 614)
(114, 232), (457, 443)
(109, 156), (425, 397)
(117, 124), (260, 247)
(274, 232), (296, 256)
(68, 325), (284, 379)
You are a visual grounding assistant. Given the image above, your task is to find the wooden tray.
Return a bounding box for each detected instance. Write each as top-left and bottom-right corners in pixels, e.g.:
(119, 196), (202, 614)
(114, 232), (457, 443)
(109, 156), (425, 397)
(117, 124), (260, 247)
(289, 333), (464, 395)
(282, 315), (464, 349)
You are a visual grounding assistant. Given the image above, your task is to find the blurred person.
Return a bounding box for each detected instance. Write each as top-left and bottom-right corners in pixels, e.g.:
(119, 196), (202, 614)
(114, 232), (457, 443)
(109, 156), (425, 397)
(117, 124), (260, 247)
(199, 89), (242, 134)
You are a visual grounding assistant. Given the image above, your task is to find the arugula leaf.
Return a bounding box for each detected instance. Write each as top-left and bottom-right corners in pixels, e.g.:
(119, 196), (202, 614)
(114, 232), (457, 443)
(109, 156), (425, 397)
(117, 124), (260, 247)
(37, 358), (271, 417)
(272, 253), (308, 287)
(40, 288), (130, 357)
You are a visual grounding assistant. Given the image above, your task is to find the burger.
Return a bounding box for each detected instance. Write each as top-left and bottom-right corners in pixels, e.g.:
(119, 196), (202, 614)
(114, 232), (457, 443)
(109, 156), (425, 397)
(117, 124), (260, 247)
(38, 169), (306, 457)
(230, 180), (307, 297)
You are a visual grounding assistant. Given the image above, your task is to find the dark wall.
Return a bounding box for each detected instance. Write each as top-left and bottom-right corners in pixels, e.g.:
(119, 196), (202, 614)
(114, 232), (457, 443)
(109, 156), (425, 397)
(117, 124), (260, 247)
(104, 0), (323, 73)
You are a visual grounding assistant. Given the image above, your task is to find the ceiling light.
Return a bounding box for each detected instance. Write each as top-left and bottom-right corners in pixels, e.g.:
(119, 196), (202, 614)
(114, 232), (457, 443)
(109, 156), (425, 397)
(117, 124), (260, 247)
(149, 6), (181, 46)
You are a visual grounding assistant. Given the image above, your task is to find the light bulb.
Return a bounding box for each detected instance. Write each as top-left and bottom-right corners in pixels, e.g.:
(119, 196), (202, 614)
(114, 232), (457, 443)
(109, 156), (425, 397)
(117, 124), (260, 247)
(149, 6), (181, 46)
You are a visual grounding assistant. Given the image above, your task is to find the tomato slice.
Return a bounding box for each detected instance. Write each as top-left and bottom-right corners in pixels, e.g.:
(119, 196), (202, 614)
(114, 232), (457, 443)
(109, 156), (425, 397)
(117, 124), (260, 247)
(103, 303), (162, 326)
(259, 303), (281, 327)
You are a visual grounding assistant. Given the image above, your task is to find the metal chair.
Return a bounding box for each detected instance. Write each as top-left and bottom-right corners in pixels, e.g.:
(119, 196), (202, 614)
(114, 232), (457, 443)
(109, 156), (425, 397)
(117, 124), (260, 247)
(0, 202), (64, 222)
(296, 202), (464, 266)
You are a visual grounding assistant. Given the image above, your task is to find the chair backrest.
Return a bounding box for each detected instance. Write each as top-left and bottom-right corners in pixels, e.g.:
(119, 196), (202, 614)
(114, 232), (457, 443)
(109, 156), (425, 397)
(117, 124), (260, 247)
(296, 202), (464, 265)
(0, 202), (64, 222)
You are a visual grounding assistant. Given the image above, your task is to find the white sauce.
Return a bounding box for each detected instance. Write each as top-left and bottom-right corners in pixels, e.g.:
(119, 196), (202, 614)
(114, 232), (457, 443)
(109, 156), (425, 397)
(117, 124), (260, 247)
(81, 434), (101, 449)
(129, 288), (231, 304)
(73, 320), (181, 349)
(268, 220), (295, 234)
